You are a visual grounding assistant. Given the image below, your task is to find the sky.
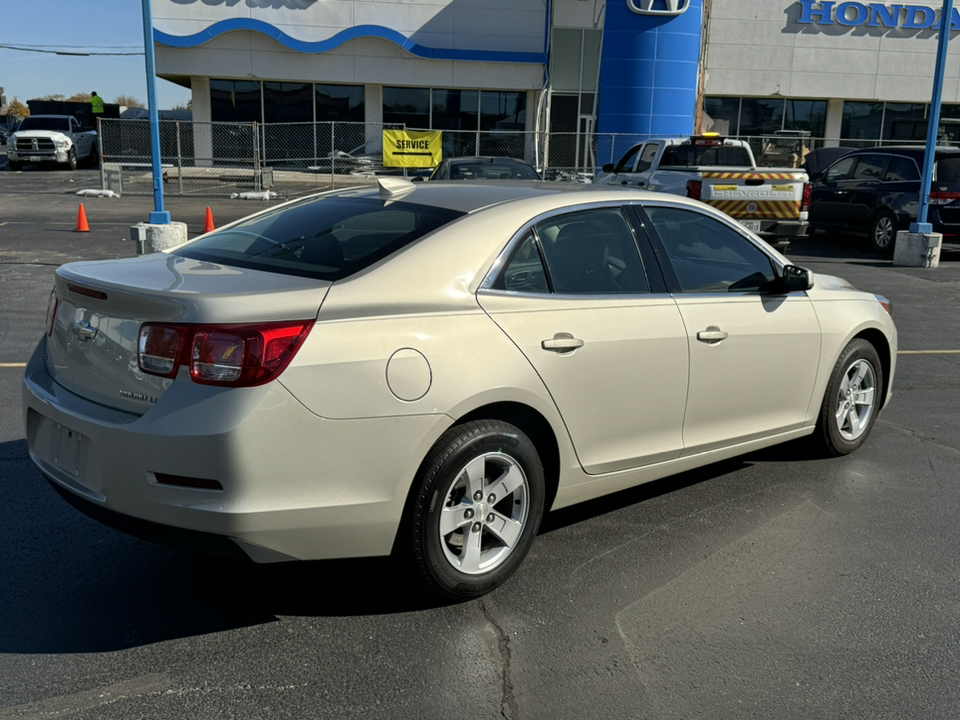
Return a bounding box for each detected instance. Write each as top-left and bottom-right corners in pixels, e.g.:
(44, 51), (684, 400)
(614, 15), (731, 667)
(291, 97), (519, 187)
(1, 0), (192, 111)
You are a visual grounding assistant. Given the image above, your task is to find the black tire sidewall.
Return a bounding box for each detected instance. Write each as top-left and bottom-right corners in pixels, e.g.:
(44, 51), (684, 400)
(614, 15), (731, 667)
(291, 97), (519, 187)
(818, 339), (883, 456)
(409, 420), (545, 600)
(66, 149), (77, 171)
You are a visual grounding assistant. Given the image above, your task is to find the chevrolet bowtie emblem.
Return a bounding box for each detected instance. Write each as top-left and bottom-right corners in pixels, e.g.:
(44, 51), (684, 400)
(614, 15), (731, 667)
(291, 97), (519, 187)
(627, 0), (691, 15)
(71, 321), (98, 342)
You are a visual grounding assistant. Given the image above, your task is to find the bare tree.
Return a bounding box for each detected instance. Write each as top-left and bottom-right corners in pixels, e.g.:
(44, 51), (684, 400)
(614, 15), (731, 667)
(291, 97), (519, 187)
(67, 93), (92, 103)
(5, 98), (30, 118)
(114, 95), (142, 108)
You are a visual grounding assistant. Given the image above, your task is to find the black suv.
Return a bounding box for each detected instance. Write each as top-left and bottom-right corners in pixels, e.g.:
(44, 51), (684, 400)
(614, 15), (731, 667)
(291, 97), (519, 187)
(809, 146), (960, 252)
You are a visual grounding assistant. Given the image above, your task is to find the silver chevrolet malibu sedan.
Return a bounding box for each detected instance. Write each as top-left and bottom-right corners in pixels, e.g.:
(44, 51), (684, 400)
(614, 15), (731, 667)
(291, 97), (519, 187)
(23, 179), (897, 600)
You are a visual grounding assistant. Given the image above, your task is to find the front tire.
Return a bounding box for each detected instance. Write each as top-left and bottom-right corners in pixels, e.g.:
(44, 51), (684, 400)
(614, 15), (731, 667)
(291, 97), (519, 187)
(65, 148), (77, 171)
(813, 338), (883, 456)
(869, 210), (896, 253)
(399, 420), (545, 600)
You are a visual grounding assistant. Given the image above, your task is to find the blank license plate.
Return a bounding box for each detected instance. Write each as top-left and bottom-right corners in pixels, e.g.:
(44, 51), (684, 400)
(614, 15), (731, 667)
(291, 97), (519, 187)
(739, 220), (762, 232)
(55, 425), (83, 476)
(29, 156), (42, 162)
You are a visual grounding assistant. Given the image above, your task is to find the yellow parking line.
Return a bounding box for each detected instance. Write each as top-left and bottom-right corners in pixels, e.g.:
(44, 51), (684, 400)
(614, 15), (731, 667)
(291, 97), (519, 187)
(898, 350), (960, 355)
(0, 363), (26, 368)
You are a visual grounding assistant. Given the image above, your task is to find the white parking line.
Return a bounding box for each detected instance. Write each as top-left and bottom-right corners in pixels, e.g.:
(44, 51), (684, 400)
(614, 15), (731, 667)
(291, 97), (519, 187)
(898, 350), (960, 355)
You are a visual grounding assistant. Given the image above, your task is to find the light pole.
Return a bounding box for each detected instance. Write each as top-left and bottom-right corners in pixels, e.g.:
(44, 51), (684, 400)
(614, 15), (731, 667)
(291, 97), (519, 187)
(911, 0), (955, 234)
(141, 0), (170, 224)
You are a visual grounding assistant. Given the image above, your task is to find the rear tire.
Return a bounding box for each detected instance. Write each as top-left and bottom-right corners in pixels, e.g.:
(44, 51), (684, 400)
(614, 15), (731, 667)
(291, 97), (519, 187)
(813, 338), (883, 456)
(398, 419), (545, 601)
(869, 210), (896, 253)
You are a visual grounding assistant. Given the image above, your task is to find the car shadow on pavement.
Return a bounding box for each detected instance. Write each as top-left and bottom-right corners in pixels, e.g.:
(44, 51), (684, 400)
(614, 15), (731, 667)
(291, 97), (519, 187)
(0, 439), (444, 655)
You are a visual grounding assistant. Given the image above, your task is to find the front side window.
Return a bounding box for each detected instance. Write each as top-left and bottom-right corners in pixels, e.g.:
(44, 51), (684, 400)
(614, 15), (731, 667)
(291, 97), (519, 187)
(643, 207), (776, 293)
(174, 196), (464, 281)
(825, 156), (857, 183)
(635, 144), (659, 173)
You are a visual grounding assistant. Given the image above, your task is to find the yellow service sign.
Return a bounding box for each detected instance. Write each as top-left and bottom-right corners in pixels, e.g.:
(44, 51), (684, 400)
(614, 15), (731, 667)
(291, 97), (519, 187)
(383, 130), (442, 168)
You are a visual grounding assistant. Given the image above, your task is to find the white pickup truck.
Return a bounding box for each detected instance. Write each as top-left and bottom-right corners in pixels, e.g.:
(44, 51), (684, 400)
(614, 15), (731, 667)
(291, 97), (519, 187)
(6, 115), (98, 171)
(595, 135), (810, 248)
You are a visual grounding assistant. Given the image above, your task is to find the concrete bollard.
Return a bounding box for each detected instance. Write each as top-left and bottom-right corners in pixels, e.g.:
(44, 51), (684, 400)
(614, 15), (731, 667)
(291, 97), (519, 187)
(131, 222), (189, 255)
(893, 230), (941, 269)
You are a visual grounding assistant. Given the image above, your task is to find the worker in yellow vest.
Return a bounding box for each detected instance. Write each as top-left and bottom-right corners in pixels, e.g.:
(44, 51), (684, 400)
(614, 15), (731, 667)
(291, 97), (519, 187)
(90, 92), (104, 115)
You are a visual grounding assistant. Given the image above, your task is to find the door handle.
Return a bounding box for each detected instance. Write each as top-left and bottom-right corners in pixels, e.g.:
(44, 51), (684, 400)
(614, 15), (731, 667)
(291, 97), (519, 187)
(697, 326), (728, 343)
(542, 333), (584, 353)
(835, 190), (849, 195)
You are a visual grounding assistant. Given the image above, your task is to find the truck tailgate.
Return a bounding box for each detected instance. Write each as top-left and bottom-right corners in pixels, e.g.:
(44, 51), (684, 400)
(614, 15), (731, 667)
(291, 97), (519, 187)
(701, 171), (806, 227)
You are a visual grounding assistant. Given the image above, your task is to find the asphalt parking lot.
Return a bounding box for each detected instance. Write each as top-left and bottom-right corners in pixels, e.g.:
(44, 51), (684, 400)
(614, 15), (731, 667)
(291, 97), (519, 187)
(2, 166), (960, 719)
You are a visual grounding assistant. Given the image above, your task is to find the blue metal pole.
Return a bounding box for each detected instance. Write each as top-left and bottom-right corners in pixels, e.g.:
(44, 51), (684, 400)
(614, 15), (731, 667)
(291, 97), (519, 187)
(141, 0), (170, 224)
(912, 0), (955, 234)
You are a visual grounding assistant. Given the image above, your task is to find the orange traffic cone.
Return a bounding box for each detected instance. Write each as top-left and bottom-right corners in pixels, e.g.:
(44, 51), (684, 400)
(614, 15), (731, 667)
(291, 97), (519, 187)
(75, 204), (90, 233)
(203, 206), (215, 233)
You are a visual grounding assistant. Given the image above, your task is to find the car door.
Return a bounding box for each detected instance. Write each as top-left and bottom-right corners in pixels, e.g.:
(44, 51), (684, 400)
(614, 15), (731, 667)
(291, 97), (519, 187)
(810, 154), (859, 230)
(635, 204), (822, 455)
(846, 153), (890, 229)
(478, 206), (690, 475)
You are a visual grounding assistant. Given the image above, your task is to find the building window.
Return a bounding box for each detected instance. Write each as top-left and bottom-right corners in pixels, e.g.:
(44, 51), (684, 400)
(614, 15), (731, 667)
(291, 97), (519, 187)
(883, 103), (927, 142)
(210, 79), (262, 122)
(481, 91), (526, 131)
(264, 82), (314, 123)
(432, 89), (479, 130)
(316, 84), (364, 123)
(383, 87), (431, 128)
(703, 98), (826, 137)
(842, 101), (883, 140)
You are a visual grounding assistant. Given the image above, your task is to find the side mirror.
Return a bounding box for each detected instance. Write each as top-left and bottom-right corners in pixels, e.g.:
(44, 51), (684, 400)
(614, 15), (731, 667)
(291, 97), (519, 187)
(777, 264), (813, 293)
(810, 171), (823, 182)
(602, 163), (615, 173)
(410, 176), (424, 182)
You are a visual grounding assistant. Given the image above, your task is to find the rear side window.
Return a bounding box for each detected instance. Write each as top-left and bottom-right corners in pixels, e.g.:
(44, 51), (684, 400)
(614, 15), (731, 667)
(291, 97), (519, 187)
(935, 156), (960, 182)
(852, 154), (889, 180)
(885, 157), (920, 182)
(174, 196), (464, 281)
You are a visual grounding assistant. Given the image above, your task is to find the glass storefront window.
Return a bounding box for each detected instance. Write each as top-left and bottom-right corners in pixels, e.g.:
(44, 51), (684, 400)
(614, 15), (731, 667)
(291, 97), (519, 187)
(432, 89), (479, 130)
(210, 79), (262, 122)
(784, 100), (827, 136)
(703, 97), (740, 135)
(264, 82), (313, 123)
(316, 84), (364, 123)
(842, 101), (883, 140)
(480, 91), (526, 131)
(383, 87), (431, 129)
(738, 98), (784, 136)
(883, 103), (927, 142)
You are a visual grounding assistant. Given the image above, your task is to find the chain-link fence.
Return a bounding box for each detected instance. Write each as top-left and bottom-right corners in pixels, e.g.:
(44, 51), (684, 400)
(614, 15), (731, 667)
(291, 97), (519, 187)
(98, 118), (931, 197)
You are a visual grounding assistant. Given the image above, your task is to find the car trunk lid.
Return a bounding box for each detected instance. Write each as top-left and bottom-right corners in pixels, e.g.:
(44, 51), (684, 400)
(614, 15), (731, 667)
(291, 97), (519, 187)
(47, 253), (330, 415)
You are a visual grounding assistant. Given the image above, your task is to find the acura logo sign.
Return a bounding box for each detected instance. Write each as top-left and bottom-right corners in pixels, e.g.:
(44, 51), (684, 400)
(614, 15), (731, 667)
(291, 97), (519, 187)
(627, 0), (691, 15)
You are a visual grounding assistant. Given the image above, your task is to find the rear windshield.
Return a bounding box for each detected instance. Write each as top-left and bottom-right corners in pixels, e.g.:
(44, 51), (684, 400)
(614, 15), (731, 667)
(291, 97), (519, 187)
(936, 156), (960, 182)
(173, 196), (465, 281)
(17, 117), (71, 132)
(660, 144), (752, 167)
(450, 162), (540, 180)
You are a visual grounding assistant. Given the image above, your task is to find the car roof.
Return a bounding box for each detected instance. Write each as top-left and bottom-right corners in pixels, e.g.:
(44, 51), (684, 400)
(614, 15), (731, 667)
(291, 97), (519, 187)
(846, 145), (960, 156)
(324, 180), (697, 215)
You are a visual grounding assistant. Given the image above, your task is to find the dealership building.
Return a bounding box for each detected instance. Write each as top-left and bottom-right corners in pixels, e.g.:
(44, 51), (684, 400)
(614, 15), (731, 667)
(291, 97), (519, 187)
(153, 0), (960, 166)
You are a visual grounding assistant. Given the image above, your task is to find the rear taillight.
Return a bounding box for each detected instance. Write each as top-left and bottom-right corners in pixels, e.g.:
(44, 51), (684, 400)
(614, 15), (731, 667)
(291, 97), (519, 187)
(139, 324), (187, 377)
(138, 321), (312, 387)
(801, 181), (812, 212)
(929, 191), (960, 205)
(45, 290), (58, 337)
(686, 180), (702, 201)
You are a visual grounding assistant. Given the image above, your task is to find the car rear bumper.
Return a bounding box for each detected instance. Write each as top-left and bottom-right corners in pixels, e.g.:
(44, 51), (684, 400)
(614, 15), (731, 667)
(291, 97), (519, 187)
(22, 340), (450, 563)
